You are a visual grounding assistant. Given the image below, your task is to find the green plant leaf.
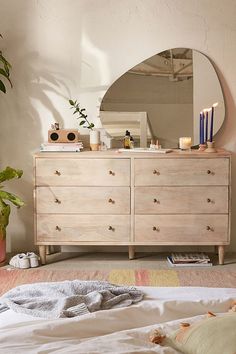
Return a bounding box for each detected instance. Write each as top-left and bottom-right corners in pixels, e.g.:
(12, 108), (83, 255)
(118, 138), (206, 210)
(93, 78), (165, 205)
(0, 68), (12, 87)
(0, 198), (10, 236)
(79, 120), (86, 125)
(0, 167), (23, 183)
(69, 99), (74, 106)
(0, 80), (6, 93)
(0, 68), (8, 79)
(0, 55), (11, 70)
(0, 190), (24, 208)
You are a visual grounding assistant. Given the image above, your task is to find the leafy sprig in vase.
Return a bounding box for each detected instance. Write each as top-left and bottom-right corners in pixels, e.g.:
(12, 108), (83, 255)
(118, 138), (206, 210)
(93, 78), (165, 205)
(69, 99), (100, 150)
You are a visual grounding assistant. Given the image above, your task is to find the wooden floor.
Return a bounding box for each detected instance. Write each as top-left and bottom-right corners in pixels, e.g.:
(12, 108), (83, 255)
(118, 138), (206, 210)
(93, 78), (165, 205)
(36, 251), (236, 270)
(2, 252), (236, 290)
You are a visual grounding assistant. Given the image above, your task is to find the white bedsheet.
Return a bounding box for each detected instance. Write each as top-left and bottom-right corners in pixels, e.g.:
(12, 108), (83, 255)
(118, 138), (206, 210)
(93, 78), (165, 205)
(0, 286), (236, 353)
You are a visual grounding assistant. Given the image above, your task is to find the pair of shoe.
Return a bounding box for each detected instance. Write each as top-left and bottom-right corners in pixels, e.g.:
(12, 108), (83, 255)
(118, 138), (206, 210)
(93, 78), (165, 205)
(9, 252), (40, 269)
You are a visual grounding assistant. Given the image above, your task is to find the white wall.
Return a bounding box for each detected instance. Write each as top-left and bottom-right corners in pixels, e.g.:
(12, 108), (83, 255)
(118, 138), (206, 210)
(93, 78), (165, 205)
(0, 0), (236, 252)
(193, 50), (225, 145)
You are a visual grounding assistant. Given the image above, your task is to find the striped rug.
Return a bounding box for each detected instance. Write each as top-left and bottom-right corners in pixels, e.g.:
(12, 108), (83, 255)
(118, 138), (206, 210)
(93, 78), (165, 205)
(1, 268), (236, 295)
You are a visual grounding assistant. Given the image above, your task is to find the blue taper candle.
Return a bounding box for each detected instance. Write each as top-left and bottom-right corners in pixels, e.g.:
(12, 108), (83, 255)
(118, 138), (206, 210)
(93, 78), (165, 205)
(202, 111), (205, 144)
(199, 112), (202, 144)
(205, 110), (208, 142)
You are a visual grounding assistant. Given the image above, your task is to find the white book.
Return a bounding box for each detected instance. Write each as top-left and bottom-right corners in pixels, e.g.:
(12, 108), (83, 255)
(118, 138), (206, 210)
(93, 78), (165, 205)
(171, 252), (210, 263)
(167, 256), (212, 267)
(40, 145), (82, 152)
(41, 142), (83, 147)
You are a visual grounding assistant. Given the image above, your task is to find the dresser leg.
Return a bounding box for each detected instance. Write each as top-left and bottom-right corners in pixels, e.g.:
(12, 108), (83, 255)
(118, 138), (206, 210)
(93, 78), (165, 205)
(39, 246), (46, 265)
(129, 246), (135, 260)
(218, 245), (225, 265)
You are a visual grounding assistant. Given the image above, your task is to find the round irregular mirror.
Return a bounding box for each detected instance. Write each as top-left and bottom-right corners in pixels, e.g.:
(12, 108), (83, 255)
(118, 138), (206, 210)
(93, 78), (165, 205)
(99, 48), (225, 149)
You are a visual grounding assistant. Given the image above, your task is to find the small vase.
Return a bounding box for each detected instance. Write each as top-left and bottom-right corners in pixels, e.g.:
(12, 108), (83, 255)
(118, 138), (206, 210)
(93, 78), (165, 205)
(198, 144), (206, 151)
(205, 141), (217, 153)
(0, 238), (6, 266)
(90, 129), (100, 151)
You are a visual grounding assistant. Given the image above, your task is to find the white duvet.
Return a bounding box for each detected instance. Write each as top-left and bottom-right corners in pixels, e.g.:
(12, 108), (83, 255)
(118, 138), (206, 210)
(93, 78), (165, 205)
(0, 286), (236, 353)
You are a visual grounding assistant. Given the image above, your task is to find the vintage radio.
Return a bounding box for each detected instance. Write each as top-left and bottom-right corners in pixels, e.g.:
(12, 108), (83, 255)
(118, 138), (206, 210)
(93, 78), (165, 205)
(48, 129), (79, 143)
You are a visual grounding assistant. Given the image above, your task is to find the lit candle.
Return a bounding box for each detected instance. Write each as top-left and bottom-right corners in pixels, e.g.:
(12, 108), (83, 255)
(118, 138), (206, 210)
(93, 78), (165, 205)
(210, 102), (218, 142)
(179, 137), (192, 150)
(204, 108), (211, 142)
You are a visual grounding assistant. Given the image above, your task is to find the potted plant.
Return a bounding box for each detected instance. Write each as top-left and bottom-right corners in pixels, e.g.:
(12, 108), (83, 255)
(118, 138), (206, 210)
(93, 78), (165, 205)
(0, 34), (12, 93)
(0, 36), (24, 265)
(0, 167), (24, 265)
(69, 99), (100, 150)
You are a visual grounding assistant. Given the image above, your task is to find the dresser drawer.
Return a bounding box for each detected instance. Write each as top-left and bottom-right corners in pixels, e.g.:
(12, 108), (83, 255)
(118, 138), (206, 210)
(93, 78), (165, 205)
(37, 215), (130, 242)
(135, 215), (228, 243)
(35, 158), (130, 186)
(135, 186), (228, 214)
(135, 158), (229, 186)
(36, 187), (130, 214)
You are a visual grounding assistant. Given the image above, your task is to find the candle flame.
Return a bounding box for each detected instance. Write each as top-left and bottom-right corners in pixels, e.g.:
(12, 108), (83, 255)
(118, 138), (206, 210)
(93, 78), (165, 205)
(212, 102), (218, 108)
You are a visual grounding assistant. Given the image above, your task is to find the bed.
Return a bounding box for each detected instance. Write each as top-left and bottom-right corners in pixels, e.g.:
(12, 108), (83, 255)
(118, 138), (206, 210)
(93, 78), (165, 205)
(0, 286), (236, 353)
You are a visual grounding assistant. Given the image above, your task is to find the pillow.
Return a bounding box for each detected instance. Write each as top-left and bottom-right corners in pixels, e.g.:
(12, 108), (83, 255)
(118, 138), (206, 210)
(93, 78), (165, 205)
(164, 312), (236, 354)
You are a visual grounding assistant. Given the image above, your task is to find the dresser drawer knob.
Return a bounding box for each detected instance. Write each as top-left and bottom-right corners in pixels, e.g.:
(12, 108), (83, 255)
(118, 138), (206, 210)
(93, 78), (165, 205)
(54, 170), (61, 176)
(108, 198), (115, 204)
(207, 198), (214, 203)
(153, 170), (160, 175)
(153, 226), (160, 232)
(206, 225), (214, 231)
(54, 198), (61, 204)
(108, 225), (115, 231)
(55, 225), (61, 231)
(153, 198), (160, 204)
(207, 170), (214, 175)
(109, 170), (115, 176)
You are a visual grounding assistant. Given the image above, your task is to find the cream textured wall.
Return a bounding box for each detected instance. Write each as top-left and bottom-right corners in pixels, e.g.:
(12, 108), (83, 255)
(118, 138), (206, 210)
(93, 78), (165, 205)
(0, 0), (236, 253)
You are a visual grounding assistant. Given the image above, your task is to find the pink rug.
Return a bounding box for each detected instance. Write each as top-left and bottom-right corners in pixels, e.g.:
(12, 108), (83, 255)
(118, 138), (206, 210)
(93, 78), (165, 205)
(1, 268), (236, 295)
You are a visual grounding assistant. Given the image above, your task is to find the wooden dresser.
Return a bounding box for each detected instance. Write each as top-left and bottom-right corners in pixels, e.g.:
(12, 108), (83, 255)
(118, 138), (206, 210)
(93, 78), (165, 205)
(34, 149), (231, 265)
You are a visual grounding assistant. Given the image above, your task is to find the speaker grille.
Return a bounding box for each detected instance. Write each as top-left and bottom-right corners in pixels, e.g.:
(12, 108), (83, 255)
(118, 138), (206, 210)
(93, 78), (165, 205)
(50, 132), (59, 141)
(67, 132), (76, 141)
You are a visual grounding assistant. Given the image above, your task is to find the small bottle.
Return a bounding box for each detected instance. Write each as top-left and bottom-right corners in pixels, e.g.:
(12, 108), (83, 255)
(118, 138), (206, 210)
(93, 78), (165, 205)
(150, 139), (156, 150)
(124, 130), (131, 149)
(130, 136), (134, 149)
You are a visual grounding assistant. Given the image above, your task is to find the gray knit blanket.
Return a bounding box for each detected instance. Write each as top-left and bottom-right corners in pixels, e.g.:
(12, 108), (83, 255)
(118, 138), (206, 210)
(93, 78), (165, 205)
(0, 280), (144, 319)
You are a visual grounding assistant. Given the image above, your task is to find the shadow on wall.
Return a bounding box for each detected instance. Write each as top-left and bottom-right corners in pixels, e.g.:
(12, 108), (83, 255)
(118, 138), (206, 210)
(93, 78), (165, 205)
(0, 38), (68, 253)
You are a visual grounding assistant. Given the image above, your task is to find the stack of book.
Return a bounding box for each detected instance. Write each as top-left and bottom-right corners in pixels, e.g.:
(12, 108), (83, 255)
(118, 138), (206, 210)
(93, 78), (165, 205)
(167, 253), (212, 267)
(40, 142), (83, 152)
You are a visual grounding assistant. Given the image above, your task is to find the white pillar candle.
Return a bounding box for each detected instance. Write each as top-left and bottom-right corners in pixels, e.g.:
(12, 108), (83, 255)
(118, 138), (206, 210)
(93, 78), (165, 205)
(179, 137), (192, 150)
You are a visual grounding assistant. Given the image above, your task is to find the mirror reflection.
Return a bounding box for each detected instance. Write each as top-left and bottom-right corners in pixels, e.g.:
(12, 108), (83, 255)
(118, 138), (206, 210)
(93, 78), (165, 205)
(100, 48), (225, 148)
